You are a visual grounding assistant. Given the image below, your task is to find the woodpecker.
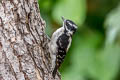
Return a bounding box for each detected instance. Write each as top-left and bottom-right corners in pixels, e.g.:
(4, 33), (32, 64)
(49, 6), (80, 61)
(48, 17), (77, 78)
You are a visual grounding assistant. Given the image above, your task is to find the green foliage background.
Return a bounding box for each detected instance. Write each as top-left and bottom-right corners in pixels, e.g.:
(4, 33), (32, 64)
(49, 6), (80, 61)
(38, 0), (120, 80)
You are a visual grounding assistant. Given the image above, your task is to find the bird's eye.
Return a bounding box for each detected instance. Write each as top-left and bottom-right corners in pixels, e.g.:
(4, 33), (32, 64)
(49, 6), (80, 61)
(66, 21), (70, 27)
(65, 20), (77, 32)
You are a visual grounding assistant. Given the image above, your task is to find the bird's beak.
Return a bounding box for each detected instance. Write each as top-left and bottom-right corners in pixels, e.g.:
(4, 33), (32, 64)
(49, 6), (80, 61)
(61, 16), (65, 21)
(61, 16), (66, 30)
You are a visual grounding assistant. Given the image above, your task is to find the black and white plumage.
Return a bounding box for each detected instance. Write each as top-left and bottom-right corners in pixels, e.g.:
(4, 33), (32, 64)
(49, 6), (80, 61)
(48, 17), (77, 78)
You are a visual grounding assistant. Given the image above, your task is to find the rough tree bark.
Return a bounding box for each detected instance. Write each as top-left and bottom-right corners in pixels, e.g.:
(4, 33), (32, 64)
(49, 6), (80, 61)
(0, 0), (60, 80)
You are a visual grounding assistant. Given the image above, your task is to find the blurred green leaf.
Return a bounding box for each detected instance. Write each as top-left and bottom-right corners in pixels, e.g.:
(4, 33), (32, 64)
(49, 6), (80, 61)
(38, 0), (52, 12)
(52, 0), (86, 25)
(95, 45), (120, 80)
(105, 3), (120, 45)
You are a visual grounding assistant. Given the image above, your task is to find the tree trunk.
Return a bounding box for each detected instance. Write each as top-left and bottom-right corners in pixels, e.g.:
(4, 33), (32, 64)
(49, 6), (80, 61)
(0, 0), (60, 80)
